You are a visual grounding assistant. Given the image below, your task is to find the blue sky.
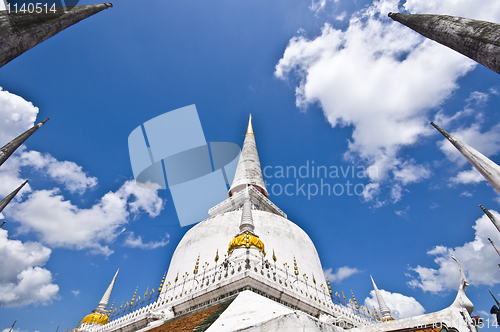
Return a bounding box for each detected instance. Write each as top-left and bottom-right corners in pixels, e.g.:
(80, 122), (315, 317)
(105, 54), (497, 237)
(2, 0), (500, 330)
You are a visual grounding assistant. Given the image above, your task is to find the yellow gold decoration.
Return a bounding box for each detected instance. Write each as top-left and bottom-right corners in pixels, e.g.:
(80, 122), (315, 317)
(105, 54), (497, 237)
(81, 313), (109, 326)
(214, 250), (219, 263)
(293, 256), (299, 275)
(194, 255), (200, 274)
(246, 114), (254, 136)
(227, 231), (265, 255)
(352, 290), (359, 309)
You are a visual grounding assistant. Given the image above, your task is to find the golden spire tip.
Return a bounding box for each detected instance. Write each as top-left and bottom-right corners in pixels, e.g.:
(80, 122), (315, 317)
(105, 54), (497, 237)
(246, 114), (254, 136)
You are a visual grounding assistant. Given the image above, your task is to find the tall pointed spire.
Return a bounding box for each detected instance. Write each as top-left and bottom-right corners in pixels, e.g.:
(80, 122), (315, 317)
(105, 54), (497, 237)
(370, 276), (393, 321)
(488, 238), (500, 258)
(480, 205), (500, 234)
(0, 4), (113, 68)
(238, 186), (255, 234)
(388, 13), (500, 74)
(0, 118), (49, 167)
(0, 180), (28, 214)
(94, 269), (119, 314)
(228, 115), (268, 198)
(431, 122), (500, 195)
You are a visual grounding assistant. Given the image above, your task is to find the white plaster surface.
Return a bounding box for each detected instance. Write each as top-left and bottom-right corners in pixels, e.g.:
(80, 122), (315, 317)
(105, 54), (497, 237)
(229, 132), (268, 196)
(163, 208), (328, 297)
(205, 290), (293, 331)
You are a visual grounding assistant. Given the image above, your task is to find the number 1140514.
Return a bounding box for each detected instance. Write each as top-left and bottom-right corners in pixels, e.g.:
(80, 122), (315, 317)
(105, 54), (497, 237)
(7, 3), (56, 13)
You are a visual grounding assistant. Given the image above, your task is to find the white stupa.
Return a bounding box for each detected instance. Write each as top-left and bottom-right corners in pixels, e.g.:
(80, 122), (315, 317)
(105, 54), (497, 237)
(150, 114), (360, 328)
(79, 116), (479, 332)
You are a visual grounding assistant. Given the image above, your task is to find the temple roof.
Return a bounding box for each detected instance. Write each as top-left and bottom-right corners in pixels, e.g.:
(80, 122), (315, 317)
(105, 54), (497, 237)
(148, 297), (234, 332)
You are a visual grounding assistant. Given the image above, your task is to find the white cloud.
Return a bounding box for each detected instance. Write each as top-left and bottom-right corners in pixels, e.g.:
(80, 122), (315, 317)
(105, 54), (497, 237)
(450, 168), (485, 185)
(1, 148), (98, 195)
(490, 87), (500, 96)
(466, 91), (489, 109)
(6, 180), (163, 255)
(123, 232), (169, 250)
(275, 0), (500, 204)
(364, 289), (425, 319)
(390, 184), (403, 203)
(336, 11), (347, 21)
(395, 205), (410, 218)
(0, 229), (58, 307)
(393, 160), (431, 185)
(403, 0), (500, 22)
(324, 266), (361, 283)
(310, 0), (339, 14)
(408, 210), (500, 293)
(362, 183), (380, 202)
(276, 0), (475, 185)
(0, 87), (39, 147)
(71, 290), (80, 297)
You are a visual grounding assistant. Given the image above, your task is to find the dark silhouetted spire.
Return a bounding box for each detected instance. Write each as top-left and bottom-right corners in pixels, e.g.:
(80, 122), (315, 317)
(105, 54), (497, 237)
(480, 205), (500, 234)
(0, 3), (113, 68)
(389, 13), (500, 74)
(0, 179), (28, 214)
(0, 118), (48, 166)
(431, 122), (500, 194)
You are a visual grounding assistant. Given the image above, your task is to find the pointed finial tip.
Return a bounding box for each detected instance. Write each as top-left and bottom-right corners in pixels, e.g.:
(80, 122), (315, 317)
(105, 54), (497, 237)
(105, 3), (113, 7)
(246, 114), (254, 136)
(37, 118), (49, 127)
(430, 121), (453, 139)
